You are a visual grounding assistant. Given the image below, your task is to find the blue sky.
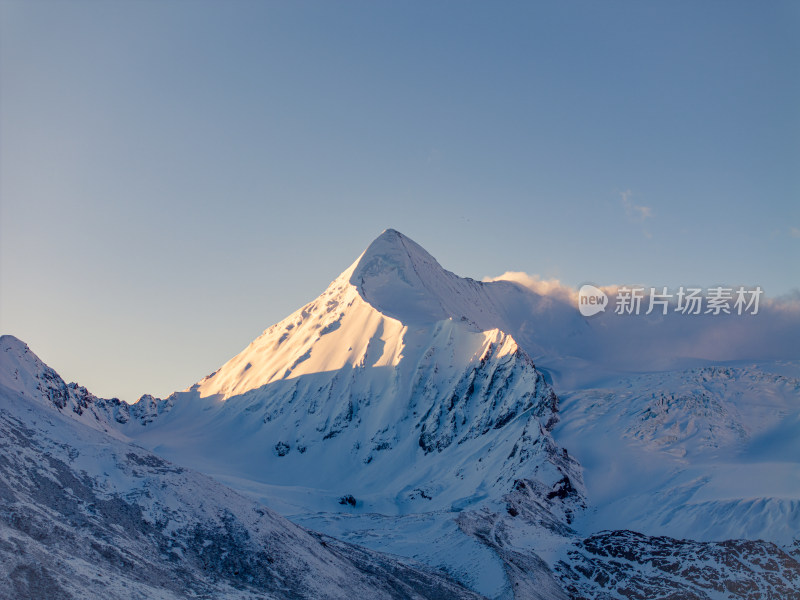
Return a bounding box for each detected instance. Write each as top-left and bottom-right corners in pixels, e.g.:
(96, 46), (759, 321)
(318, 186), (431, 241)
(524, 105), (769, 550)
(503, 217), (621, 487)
(1, 0), (798, 401)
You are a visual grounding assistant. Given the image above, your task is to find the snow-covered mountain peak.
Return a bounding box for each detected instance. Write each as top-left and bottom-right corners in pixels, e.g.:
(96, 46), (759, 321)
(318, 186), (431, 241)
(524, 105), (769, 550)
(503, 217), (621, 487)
(348, 229), (455, 325)
(348, 229), (495, 327)
(191, 230), (516, 401)
(123, 231), (583, 541)
(351, 229), (433, 278)
(186, 229), (587, 406)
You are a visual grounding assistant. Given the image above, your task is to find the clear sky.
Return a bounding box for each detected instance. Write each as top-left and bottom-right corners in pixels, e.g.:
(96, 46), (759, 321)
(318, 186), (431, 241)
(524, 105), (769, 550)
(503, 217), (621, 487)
(1, 0), (798, 401)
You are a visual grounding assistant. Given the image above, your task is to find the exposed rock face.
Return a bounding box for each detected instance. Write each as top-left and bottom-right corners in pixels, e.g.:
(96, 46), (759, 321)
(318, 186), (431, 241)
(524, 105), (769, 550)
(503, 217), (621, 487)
(556, 530), (800, 600)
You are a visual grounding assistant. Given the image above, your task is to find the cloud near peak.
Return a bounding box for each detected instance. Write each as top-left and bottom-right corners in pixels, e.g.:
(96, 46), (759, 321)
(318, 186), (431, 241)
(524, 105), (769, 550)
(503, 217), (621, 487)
(484, 271), (576, 301)
(485, 272), (626, 301)
(484, 271), (800, 369)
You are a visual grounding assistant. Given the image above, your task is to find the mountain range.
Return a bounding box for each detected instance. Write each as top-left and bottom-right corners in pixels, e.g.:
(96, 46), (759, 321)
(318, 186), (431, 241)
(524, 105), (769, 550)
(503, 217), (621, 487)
(2, 229), (798, 599)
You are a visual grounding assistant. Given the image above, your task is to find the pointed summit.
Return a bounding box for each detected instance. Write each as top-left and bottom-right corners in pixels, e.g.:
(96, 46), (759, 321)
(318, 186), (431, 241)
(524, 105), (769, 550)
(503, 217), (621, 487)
(350, 229), (444, 285)
(348, 229), (458, 325)
(351, 229), (435, 274)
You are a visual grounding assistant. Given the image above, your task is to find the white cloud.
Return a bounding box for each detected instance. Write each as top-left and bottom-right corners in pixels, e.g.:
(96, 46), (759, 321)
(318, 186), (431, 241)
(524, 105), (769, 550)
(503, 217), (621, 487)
(483, 271), (800, 370)
(621, 189), (653, 221)
(484, 271), (576, 301)
(485, 272), (625, 301)
(790, 227), (800, 239)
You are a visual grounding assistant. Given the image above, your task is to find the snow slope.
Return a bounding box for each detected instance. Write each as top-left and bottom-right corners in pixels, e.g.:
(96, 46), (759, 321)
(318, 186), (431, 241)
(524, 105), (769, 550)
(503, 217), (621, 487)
(0, 338), (483, 600)
(555, 362), (800, 545)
